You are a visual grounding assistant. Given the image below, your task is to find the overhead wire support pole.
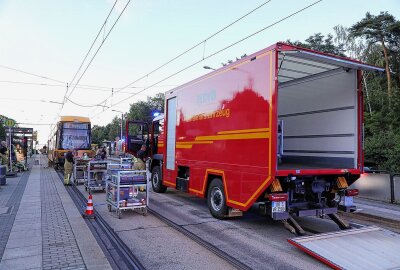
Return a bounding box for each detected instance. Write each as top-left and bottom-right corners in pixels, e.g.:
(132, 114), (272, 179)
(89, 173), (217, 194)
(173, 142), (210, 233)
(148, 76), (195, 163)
(62, 83), (68, 109)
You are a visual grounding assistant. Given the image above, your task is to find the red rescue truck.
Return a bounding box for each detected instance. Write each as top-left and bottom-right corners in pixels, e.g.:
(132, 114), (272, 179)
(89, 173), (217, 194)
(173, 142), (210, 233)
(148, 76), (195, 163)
(126, 43), (384, 227)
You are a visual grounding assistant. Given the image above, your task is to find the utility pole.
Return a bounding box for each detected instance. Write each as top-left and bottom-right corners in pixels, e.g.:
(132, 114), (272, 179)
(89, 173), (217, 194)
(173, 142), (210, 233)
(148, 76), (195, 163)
(112, 110), (124, 140)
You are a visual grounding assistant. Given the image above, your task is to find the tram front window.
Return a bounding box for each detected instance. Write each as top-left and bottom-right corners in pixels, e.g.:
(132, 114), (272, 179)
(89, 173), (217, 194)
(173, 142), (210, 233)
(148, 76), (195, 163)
(61, 123), (90, 150)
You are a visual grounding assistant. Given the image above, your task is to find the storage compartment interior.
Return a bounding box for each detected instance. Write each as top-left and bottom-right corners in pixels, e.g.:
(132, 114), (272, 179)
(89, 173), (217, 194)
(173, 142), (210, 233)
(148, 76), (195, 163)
(277, 51), (358, 170)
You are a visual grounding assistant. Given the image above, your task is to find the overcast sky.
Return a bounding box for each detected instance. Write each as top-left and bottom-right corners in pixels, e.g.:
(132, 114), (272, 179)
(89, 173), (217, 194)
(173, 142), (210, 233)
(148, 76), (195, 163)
(1, 0), (399, 145)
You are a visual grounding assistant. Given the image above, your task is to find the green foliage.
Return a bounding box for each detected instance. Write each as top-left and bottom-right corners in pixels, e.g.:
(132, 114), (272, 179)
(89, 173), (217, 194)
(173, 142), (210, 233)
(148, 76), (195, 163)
(349, 12), (399, 45)
(348, 12), (400, 172)
(364, 130), (400, 172)
(126, 93), (164, 124)
(287, 33), (345, 56)
(0, 123), (6, 141)
(107, 117), (121, 141)
(292, 12), (400, 172)
(92, 93), (165, 143)
(91, 125), (106, 145)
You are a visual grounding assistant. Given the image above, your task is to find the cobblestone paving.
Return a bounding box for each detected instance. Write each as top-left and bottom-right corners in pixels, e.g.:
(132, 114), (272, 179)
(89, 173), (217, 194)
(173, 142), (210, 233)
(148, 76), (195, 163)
(0, 169), (30, 260)
(41, 167), (86, 270)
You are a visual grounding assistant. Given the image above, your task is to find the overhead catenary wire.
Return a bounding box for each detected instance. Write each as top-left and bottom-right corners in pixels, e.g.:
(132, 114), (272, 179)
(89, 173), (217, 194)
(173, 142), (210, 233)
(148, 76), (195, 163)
(0, 80), (119, 92)
(87, 0), (274, 111)
(65, 0), (131, 101)
(49, 0), (130, 132)
(0, 64), (65, 84)
(91, 0), (323, 119)
(64, 0), (119, 101)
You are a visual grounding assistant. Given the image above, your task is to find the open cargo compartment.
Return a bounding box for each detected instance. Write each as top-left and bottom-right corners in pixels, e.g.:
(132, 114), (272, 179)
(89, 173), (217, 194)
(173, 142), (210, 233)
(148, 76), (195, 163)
(276, 49), (369, 173)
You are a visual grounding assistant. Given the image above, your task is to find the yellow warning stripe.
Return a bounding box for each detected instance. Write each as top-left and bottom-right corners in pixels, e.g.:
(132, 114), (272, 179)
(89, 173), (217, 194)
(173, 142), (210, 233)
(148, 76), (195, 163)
(176, 141), (213, 145)
(176, 145), (192, 149)
(195, 132), (270, 141)
(217, 128), (270, 135)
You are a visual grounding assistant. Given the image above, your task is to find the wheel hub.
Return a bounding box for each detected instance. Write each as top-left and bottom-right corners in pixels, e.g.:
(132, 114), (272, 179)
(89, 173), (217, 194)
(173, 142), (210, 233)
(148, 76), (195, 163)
(153, 172), (159, 186)
(211, 187), (223, 211)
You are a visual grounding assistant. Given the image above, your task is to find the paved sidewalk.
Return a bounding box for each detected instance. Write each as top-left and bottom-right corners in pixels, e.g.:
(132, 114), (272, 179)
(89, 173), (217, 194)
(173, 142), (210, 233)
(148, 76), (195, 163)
(0, 156), (112, 270)
(354, 197), (400, 222)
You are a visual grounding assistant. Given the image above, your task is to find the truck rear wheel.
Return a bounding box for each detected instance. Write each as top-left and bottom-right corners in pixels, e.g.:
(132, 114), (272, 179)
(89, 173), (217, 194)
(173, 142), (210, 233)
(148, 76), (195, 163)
(207, 178), (228, 219)
(151, 166), (167, 193)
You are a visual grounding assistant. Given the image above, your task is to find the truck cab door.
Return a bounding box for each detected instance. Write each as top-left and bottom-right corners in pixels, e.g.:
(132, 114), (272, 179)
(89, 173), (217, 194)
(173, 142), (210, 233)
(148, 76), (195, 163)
(125, 121), (149, 157)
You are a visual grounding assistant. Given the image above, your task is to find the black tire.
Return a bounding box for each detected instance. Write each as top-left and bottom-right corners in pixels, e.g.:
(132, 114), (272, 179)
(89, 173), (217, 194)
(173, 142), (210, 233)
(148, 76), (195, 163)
(151, 166), (167, 193)
(207, 178), (228, 219)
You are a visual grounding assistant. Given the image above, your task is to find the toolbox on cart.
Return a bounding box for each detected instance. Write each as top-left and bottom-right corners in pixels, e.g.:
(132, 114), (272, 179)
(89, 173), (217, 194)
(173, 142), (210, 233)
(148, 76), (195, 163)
(73, 158), (89, 185)
(85, 160), (107, 192)
(106, 169), (148, 219)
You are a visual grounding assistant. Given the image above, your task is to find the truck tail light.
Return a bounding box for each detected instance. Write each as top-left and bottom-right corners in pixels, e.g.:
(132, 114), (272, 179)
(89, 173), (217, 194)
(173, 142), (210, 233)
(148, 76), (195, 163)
(345, 189), (359, 197)
(268, 193), (288, 202)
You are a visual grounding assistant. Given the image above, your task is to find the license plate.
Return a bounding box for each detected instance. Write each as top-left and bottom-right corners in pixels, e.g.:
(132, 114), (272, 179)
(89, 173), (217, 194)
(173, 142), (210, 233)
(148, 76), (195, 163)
(272, 201), (286, 213)
(343, 196), (354, 207)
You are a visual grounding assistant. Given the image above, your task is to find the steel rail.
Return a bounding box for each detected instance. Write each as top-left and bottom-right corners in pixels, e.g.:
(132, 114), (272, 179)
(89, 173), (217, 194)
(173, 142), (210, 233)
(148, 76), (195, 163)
(56, 171), (146, 270)
(57, 169), (251, 270)
(147, 207), (252, 270)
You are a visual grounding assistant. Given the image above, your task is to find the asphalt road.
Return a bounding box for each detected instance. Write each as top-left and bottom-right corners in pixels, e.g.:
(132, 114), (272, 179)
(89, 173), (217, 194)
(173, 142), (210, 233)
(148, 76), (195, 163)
(76, 184), (330, 270)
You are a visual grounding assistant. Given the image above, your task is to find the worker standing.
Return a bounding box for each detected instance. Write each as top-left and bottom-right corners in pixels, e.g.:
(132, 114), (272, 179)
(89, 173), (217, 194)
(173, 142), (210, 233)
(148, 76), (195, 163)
(133, 145), (146, 170)
(64, 151), (74, 185)
(0, 141), (8, 171)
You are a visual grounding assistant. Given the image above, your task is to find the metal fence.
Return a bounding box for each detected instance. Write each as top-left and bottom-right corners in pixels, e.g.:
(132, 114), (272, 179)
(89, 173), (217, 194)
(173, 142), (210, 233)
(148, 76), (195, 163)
(349, 171), (400, 204)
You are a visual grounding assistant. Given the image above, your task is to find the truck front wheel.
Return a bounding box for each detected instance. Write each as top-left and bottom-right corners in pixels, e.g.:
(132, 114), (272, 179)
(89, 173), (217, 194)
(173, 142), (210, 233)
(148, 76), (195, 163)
(207, 178), (228, 219)
(151, 166), (167, 193)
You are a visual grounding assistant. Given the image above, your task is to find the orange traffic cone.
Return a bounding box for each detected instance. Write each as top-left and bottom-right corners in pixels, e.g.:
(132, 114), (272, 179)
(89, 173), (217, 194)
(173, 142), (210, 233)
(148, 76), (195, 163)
(82, 194), (95, 219)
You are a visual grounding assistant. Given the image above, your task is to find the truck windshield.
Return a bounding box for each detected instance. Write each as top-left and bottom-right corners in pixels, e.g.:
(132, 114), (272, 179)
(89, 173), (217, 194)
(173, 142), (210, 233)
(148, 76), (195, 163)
(61, 122), (90, 150)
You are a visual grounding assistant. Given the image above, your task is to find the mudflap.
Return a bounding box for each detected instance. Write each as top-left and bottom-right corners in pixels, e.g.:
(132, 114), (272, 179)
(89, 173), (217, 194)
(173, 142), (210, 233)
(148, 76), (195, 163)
(288, 226), (400, 270)
(226, 208), (243, 218)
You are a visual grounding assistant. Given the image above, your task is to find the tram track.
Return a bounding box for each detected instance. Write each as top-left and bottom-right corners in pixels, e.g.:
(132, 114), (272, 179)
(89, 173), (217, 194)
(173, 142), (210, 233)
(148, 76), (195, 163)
(57, 169), (252, 270)
(147, 207), (252, 270)
(56, 170), (145, 270)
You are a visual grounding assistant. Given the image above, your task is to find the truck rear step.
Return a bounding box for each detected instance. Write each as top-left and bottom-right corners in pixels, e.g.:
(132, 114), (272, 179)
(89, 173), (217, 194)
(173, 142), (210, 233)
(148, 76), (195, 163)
(288, 226), (400, 270)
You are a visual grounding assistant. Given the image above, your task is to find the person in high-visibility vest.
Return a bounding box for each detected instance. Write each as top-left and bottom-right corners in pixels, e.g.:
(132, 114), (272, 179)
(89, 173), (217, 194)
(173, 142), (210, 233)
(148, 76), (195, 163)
(133, 145), (146, 171)
(0, 141), (8, 171)
(64, 151), (74, 185)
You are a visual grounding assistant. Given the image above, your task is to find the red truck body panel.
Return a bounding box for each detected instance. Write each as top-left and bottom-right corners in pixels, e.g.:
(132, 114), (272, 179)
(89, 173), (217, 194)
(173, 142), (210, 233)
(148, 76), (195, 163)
(165, 50), (275, 210)
(156, 43), (381, 212)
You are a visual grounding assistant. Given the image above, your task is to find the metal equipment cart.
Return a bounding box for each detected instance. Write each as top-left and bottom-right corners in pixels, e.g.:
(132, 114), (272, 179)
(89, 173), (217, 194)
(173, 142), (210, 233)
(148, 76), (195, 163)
(85, 160), (107, 192)
(106, 169), (148, 219)
(73, 158), (89, 185)
(120, 157), (132, 169)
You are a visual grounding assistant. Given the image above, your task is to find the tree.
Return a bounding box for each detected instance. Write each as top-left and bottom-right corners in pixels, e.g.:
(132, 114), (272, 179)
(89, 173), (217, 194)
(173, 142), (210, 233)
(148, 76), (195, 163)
(221, 54), (247, 66)
(126, 93), (164, 125)
(287, 33), (345, 56)
(106, 117), (122, 141)
(0, 123), (6, 141)
(349, 12), (400, 107)
(91, 125), (107, 145)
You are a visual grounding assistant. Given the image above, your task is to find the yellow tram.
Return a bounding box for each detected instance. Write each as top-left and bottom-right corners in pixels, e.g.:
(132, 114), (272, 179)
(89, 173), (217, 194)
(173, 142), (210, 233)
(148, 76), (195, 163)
(48, 116), (93, 168)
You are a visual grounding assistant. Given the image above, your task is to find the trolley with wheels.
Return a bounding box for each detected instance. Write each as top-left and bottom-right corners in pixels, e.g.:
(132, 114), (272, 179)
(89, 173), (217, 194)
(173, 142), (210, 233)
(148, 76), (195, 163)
(73, 158), (89, 185)
(120, 157), (133, 169)
(106, 169), (148, 219)
(85, 160), (107, 192)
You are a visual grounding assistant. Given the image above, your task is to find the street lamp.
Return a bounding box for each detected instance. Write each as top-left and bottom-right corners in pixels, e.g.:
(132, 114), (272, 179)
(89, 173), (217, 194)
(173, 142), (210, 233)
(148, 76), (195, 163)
(112, 109), (125, 140)
(203, 66), (216, 71)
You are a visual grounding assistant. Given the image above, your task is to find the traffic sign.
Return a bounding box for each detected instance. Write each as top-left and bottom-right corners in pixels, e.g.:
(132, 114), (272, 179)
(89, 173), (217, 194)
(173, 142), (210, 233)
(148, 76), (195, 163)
(12, 127), (33, 134)
(4, 118), (16, 127)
